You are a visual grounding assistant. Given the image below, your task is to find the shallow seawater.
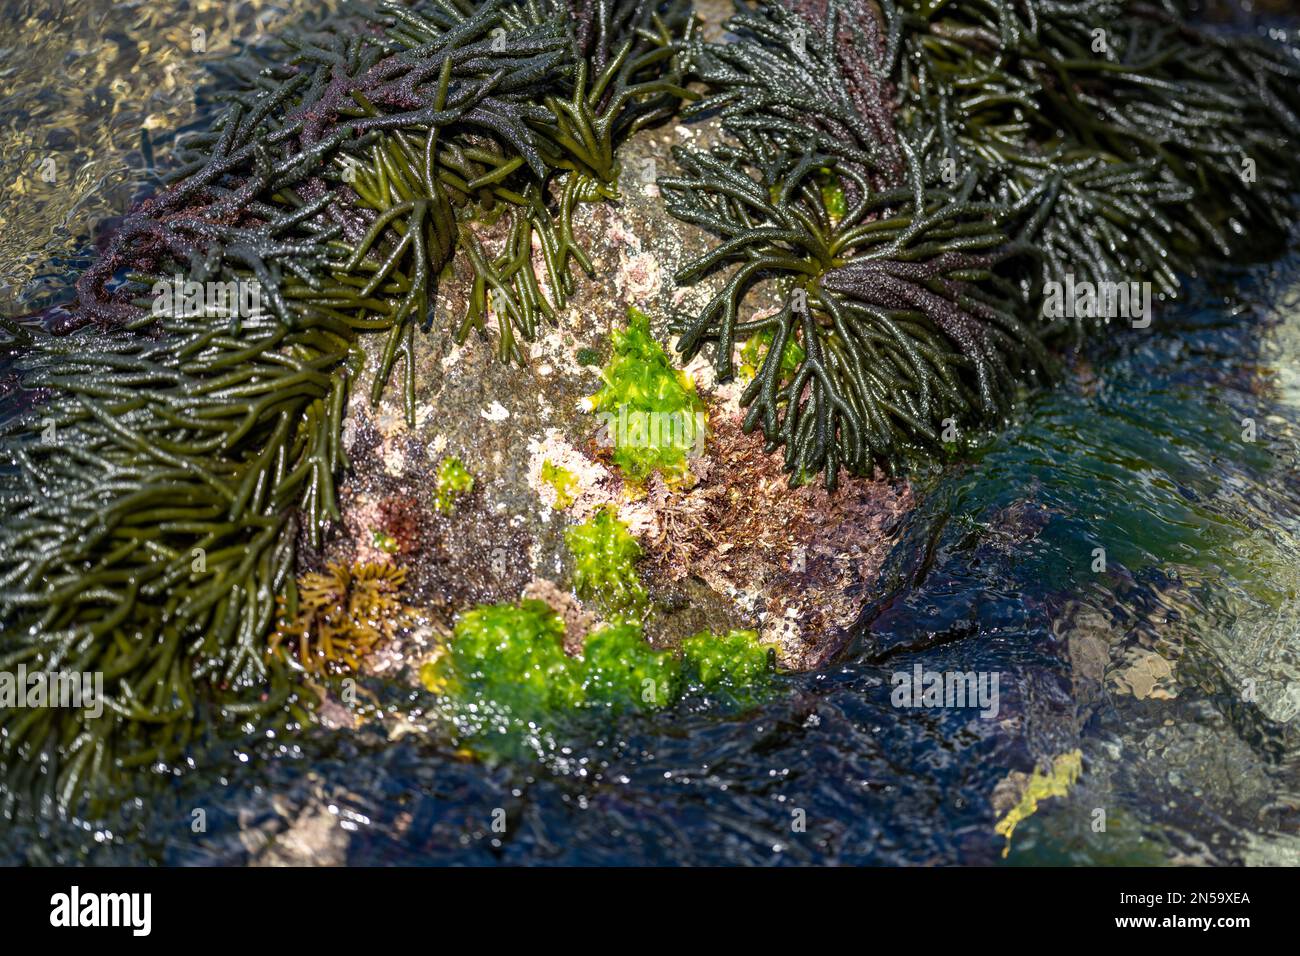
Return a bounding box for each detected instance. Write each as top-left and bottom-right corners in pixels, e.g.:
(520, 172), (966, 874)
(0, 0), (310, 314)
(4, 2), (1300, 865)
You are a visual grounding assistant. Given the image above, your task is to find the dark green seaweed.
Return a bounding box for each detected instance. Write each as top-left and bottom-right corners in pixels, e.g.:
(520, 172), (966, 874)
(659, 0), (1300, 485)
(0, 0), (694, 814)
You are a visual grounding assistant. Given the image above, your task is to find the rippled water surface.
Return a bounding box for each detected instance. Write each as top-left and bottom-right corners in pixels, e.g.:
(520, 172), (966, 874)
(4, 1), (1300, 865)
(0, 1), (318, 314)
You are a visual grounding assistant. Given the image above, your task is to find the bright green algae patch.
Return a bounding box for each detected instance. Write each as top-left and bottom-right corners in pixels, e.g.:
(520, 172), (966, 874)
(590, 306), (706, 483)
(817, 168), (847, 223)
(423, 600), (582, 712)
(421, 599), (774, 754)
(681, 628), (776, 690)
(581, 622), (680, 710)
(433, 455), (475, 514)
(564, 506), (647, 618)
(372, 529), (400, 554)
(416, 499), (776, 755)
(540, 459), (580, 510)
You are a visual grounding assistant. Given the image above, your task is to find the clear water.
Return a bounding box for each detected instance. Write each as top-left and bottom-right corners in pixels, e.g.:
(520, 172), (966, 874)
(3, 1), (1300, 865)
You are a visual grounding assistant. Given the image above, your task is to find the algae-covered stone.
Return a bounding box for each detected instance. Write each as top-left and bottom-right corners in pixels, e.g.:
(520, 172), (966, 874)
(565, 506), (648, 619)
(332, 40), (911, 673)
(581, 622), (680, 711)
(589, 306), (707, 485)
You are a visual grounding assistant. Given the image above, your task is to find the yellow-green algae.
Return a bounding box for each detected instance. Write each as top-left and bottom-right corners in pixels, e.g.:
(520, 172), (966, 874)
(581, 621), (680, 710)
(420, 599), (773, 753)
(433, 455), (475, 514)
(371, 528), (400, 554)
(422, 599), (582, 711)
(681, 628), (776, 690)
(420, 503), (774, 754)
(590, 306), (706, 483)
(541, 458), (580, 510)
(738, 326), (805, 384)
(564, 505), (647, 618)
(994, 750), (1084, 859)
(818, 168), (848, 223)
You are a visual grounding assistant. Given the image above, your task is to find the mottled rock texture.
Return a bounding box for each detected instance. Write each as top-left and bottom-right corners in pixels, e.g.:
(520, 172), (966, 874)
(323, 99), (912, 672)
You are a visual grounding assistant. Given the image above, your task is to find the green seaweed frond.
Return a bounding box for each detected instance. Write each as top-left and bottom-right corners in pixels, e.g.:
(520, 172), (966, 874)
(372, 528), (400, 554)
(590, 306), (707, 483)
(580, 621), (681, 711)
(659, 0), (1300, 486)
(662, 0), (1041, 486)
(426, 599), (582, 714)
(0, 0), (696, 812)
(434, 454), (475, 513)
(565, 505), (647, 617)
(738, 325), (805, 383)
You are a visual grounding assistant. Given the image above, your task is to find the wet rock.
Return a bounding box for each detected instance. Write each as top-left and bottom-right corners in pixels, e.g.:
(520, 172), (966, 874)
(522, 577), (595, 655)
(316, 94), (912, 674)
(251, 803), (350, 867)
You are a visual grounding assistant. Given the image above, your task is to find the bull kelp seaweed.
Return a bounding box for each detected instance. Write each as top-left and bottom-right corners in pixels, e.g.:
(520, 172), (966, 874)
(659, 0), (1300, 486)
(0, 0), (695, 813)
